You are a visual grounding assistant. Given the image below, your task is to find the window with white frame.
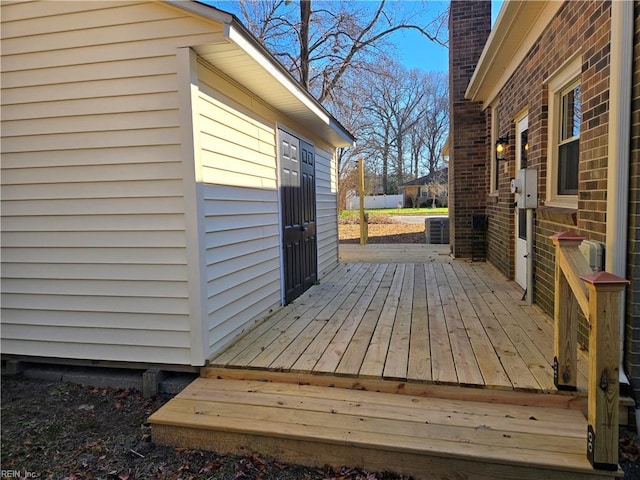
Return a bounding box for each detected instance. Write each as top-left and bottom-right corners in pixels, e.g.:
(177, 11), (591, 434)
(557, 82), (580, 195)
(546, 57), (581, 207)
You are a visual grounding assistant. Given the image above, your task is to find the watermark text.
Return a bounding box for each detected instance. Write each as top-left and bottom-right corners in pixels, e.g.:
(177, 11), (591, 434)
(1, 470), (40, 479)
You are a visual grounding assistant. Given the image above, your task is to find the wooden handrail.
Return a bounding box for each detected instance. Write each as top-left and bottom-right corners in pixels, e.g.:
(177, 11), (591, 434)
(550, 232), (630, 471)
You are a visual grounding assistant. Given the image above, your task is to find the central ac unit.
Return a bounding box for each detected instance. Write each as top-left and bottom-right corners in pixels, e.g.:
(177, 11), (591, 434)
(425, 217), (449, 244)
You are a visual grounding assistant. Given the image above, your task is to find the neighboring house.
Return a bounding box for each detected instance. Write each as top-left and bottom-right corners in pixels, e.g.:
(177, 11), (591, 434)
(399, 167), (449, 208)
(0, 1), (354, 367)
(449, 1), (640, 399)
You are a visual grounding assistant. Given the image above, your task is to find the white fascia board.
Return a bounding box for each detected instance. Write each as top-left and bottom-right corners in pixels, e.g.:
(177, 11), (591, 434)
(164, 0), (233, 24)
(329, 118), (357, 146)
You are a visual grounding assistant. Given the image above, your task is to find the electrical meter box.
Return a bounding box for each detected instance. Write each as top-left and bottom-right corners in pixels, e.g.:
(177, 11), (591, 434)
(510, 168), (538, 209)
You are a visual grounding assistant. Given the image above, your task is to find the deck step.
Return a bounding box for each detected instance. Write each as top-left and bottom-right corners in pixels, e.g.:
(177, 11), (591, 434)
(149, 378), (621, 480)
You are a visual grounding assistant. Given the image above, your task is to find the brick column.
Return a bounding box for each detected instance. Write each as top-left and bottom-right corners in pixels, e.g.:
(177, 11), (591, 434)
(448, 0), (491, 258)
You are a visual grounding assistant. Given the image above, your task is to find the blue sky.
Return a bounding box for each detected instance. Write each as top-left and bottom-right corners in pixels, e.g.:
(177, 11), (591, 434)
(389, 0), (504, 72)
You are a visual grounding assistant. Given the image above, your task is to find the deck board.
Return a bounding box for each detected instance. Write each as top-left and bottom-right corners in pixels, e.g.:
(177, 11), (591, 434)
(382, 264), (414, 379)
(209, 245), (589, 393)
(407, 263), (431, 381)
(435, 263), (485, 385)
(442, 263), (512, 388)
(335, 264), (395, 376)
(360, 264), (405, 377)
(314, 264), (387, 373)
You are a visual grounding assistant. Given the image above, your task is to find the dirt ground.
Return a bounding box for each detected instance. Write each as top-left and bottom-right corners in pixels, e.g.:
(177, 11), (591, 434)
(338, 223), (425, 244)
(2, 375), (639, 480)
(0, 376), (411, 480)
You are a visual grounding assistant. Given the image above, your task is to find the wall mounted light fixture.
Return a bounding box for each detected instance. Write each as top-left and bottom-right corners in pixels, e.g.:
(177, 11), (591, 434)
(495, 134), (510, 161)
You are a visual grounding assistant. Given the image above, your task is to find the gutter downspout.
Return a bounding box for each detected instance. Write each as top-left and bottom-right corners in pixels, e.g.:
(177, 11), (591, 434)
(605, 0), (633, 387)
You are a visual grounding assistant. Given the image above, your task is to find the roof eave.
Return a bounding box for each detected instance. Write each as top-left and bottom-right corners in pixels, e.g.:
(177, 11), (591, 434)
(163, 0), (355, 148)
(465, 1), (563, 107)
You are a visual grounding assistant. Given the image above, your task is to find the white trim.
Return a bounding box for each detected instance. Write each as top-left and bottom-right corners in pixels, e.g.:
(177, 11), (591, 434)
(606, 0), (632, 278)
(607, 0), (633, 383)
(514, 112), (529, 290)
(177, 47), (208, 365)
(163, 0), (233, 25)
(545, 55), (581, 208)
(275, 126), (286, 306)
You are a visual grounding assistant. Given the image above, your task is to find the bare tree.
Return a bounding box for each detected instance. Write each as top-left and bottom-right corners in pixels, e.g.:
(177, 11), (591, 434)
(419, 72), (449, 176)
(225, 1), (450, 210)
(328, 61), (448, 198)
(228, 0), (448, 102)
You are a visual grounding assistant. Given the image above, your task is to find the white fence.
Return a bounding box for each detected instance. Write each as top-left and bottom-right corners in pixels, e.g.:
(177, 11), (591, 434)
(345, 194), (404, 210)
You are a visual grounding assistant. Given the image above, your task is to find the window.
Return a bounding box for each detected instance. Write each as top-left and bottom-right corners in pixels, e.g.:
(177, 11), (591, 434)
(557, 83), (580, 195)
(546, 56), (581, 207)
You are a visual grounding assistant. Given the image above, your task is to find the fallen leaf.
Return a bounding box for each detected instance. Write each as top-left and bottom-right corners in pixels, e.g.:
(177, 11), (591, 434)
(475, 424), (491, 430)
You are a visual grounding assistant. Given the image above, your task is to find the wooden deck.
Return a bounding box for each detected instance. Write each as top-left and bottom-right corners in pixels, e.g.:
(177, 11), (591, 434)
(209, 254), (588, 392)
(150, 246), (623, 479)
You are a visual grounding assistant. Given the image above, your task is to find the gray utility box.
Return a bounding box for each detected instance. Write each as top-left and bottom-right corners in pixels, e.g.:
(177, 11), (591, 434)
(425, 216), (449, 244)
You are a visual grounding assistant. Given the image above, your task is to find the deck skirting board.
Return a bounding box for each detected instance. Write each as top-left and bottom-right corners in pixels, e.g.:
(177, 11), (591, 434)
(149, 378), (619, 480)
(152, 424), (615, 480)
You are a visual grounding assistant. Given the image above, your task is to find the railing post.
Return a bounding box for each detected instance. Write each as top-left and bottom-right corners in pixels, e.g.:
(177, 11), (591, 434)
(550, 232), (584, 391)
(358, 157), (368, 245)
(581, 271), (629, 471)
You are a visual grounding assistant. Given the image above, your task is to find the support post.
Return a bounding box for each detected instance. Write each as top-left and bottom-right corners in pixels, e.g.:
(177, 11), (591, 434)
(581, 271), (629, 471)
(550, 232), (584, 391)
(358, 158), (367, 245)
(143, 368), (167, 399)
(5, 359), (26, 376)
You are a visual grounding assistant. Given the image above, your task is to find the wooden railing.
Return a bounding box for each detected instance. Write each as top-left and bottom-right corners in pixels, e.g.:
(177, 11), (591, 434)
(550, 232), (629, 471)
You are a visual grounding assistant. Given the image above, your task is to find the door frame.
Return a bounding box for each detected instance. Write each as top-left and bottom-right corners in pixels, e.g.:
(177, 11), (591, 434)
(514, 113), (528, 289)
(276, 126), (318, 305)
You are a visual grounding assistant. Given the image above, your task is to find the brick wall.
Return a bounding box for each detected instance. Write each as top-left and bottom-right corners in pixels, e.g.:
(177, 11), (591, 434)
(448, 0), (491, 258)
(485, 1), (611, 348)
(626, 0), (640, 400)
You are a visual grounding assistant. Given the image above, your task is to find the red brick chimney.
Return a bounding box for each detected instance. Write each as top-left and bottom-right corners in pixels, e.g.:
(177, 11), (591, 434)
(448, 0), (491, 258)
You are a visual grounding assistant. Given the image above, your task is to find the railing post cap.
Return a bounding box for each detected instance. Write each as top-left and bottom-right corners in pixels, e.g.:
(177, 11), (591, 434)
(580, 271), (630, 286)
(549, 231), (586, 245)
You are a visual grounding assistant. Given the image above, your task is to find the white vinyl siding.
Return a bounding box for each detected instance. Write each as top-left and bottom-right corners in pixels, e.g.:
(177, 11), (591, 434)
(196, 63), (281, 356)
(0, 1), (223, 364)
(315, 147), (339, 277)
